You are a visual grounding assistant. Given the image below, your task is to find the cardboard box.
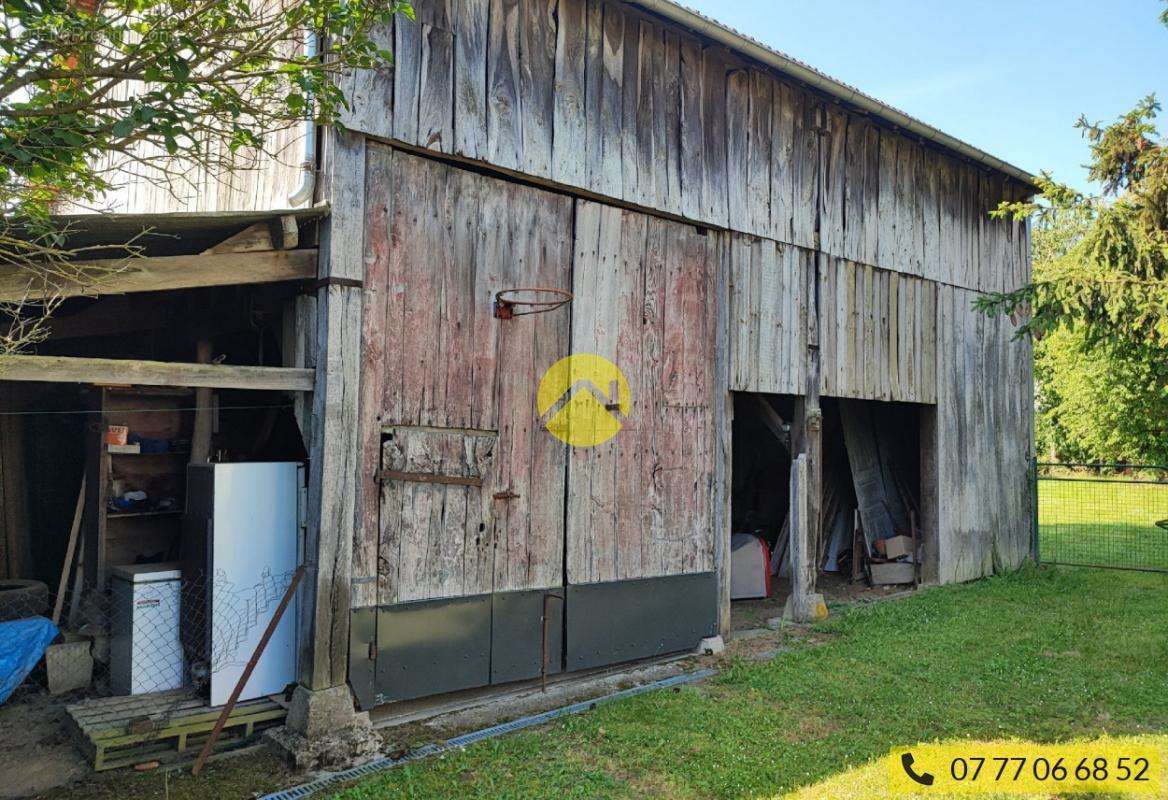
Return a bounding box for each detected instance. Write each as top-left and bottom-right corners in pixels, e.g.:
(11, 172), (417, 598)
(882, 535), (914, 560)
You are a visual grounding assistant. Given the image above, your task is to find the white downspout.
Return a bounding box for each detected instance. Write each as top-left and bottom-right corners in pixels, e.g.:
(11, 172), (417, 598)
(287, 29), (319, 208)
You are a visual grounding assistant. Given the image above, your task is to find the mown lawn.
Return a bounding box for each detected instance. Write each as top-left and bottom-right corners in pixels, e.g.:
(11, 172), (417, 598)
(330, 566), (1168, 799)
(1039, 476), (1168, 570)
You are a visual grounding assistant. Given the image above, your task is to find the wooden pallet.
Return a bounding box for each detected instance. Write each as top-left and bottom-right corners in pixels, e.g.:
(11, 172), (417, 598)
(65, 690), (287, 771)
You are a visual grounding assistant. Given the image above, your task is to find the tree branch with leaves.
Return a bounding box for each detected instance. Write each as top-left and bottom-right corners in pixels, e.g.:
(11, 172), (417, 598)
(977, 4), (1168, 463)
(0, 0), (413, 353)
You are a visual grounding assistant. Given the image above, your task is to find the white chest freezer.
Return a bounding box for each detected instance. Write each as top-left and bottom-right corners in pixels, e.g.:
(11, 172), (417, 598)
(110, 563), (185, 695)
(184, 462), (303, 706)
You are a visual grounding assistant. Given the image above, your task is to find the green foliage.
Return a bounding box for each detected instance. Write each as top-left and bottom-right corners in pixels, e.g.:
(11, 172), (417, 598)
(977, 94), (1168, 349)
(0, 0), (413, 351)
(1026, 209), (1168, 464)
(978, 5), (1168, 464)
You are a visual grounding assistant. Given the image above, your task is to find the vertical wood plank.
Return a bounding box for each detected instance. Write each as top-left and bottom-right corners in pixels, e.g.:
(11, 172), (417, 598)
(726, 69), (751, 231)
(701, 46), (730, 226)
(454, 0), (489, 159)
(518, 0), (556, 176)
(791, 89), (818, 248)
(819, 104), (847, 256)
(552, 0), (587, 185)
(678, 34), (705, 221)
(417, 24), (455, 153)
(486, 0), (522, 170)
(769, 80), (795, 245)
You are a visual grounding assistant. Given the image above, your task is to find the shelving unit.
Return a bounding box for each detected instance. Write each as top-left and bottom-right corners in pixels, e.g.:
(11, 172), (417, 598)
(84, 387), (196, 590)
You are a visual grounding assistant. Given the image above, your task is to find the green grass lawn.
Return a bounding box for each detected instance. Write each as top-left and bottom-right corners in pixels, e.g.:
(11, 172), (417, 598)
(330, 566), (1168, 800)
(1039, 476), (1168, 570)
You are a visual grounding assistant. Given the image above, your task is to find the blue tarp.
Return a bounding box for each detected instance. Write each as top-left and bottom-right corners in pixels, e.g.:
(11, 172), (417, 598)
(0, 616), (58, 704)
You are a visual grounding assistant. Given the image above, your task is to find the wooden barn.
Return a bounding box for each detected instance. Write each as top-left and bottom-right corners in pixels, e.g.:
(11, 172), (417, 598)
(0, 0), (1033, 738)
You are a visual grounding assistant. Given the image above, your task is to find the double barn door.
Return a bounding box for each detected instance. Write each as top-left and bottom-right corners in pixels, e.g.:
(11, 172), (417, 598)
(352, 148), (718, 707)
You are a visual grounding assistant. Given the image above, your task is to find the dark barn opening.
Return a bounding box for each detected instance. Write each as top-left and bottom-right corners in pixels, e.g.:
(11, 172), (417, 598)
(730, 392), (928, 628)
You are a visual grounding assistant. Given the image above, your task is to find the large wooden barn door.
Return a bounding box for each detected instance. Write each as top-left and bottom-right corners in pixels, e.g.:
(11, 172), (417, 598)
(563, 201), (720, 670)
(358, 148), (572, 704)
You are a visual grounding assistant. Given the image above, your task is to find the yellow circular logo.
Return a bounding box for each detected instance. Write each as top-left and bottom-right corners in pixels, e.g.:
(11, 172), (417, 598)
(537, 353), (631, 447)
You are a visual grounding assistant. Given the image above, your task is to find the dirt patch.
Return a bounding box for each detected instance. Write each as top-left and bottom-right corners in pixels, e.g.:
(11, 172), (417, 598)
(0, 689), (295, 800)
(731, 573), (916, 631)
(0, 692), (88, 799)
(33, 749), (292, 800)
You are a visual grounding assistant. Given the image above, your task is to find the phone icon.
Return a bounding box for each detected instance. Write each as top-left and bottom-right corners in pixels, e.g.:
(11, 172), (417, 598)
(901, 752), (935, 786)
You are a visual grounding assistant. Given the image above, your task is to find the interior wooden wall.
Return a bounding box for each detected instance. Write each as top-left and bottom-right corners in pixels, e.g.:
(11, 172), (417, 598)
(0, 384), (29, 579)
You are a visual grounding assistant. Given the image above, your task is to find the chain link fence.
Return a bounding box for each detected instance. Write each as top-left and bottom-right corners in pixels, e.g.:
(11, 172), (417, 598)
(0, 566), (299, 728)
(1036, 463), (1168, 572)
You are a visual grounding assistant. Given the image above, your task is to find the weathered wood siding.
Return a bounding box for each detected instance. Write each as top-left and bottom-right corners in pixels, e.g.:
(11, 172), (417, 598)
(934, 285), (1033, 582)
(358, 147), (574, 607)
(66, 9), (306, 215)
(76, 125), (305, 214)
(817, 260), (937, 404)
(566, 201), (719, 584)
(727, 234), (808, 396)
(341, 0), (1030, 296)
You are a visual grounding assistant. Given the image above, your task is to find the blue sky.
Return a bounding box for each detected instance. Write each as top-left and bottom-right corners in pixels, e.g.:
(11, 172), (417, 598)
(684, 0), (1168, 193)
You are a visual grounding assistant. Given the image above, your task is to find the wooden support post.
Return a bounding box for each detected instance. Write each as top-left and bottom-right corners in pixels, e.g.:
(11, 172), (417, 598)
(714, 234), (733, 637)
(784, 100), (827, 623)
(190, 341), (213, 464)
(300, 129), (364, 693)
(784, 455), (825, 621)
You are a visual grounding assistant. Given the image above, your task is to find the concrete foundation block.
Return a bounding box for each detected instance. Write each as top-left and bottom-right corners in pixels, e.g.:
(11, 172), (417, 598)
(45, 637), (93, 695)
(265, 723), (381, 773)
(270, 684), (380, 771)
(783, 592), (828, 623)
(285, 684), (370, 739)
(695, 636), (725, 655)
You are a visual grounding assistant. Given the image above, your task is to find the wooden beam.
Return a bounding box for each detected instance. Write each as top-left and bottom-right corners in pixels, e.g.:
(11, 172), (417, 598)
(272, 215), (299, 250)
(201, 222), (277, 254)
(753, 394), (790, 453)
(0, 249), (317, 302)
(0, 354), (313, 391)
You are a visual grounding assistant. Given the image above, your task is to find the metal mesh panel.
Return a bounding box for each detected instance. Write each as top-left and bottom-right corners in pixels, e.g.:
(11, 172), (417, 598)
(1037, 463), (1168, 572)
(2, 567), (299, 723)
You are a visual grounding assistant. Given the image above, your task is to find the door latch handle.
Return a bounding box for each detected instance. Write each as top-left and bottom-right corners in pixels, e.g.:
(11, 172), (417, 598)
(492, 490), (520, 501)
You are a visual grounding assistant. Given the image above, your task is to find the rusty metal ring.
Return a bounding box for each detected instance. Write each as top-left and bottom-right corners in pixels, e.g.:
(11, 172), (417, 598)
(493, 287), (573, 319)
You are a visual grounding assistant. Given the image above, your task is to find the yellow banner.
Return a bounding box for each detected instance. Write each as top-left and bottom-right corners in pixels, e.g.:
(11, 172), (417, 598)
(886, 740), (1162, 795)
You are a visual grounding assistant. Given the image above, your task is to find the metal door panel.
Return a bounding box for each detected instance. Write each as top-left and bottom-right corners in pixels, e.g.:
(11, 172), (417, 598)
(374, 594), (491, 704)
(565, 572), (718, 672)
(490, 589), (563, 685)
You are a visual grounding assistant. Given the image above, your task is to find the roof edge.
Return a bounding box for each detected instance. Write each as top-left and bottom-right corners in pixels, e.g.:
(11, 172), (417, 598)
(633, 0), (1038, 189)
